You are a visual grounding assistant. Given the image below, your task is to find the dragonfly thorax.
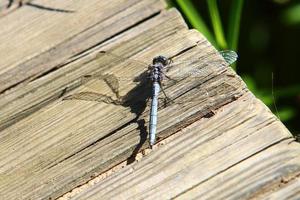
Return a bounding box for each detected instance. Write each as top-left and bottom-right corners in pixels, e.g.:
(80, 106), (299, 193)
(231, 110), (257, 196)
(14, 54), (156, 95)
(150, 65), (163, 82)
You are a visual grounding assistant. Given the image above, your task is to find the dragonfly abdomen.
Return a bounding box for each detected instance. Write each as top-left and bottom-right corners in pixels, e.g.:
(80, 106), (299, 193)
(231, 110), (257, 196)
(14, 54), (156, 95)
(149, 81), (160, 146)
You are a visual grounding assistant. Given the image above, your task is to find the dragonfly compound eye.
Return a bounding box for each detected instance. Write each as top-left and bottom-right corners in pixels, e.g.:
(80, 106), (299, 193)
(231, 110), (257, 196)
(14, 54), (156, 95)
(152, 55), (169, 66)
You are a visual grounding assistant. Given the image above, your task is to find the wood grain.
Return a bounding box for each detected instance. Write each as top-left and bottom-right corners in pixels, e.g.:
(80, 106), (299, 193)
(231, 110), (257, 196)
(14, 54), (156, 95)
(0, 0), (165, 93)
(71, 93), (298, 200)
(0, 1), (178, 131)
(0, 0), (298, 199)
(0, 5), (235, 199)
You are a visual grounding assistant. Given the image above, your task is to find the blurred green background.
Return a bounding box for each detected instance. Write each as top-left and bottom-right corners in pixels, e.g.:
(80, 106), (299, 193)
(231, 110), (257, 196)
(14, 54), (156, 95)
(168, 0), (300, 138)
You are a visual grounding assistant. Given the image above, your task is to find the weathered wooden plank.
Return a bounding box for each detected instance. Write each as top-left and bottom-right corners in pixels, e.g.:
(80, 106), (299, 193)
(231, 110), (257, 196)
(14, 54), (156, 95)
(0, 0), (165, 93)
(1, 1), (298, 200)
(0, 9), (186, 131)
(69, 93), (296, 200)
(0, 9), (241, 199)
(262, 174), (300, 200)
(175, 142), (300, 200)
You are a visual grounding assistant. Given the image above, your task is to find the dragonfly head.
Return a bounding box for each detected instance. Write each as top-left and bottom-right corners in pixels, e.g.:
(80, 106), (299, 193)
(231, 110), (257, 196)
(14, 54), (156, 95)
(152, 55), (169, 66)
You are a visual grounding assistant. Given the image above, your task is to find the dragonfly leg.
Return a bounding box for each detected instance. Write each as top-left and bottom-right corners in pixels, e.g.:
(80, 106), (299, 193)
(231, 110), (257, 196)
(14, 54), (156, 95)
(166, 58), (174, 72)
(162, 71), (178, 84)
(158, 82), (174, 107)
(143, 96), (151, 108)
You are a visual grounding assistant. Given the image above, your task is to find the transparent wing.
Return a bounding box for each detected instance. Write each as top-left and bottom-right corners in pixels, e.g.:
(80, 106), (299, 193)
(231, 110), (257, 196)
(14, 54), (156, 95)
(95, 49), (237, 82)
(95, 50), (151, 83)
(164, 50), (236, 81)
(167, 50), (237, 69)
(97, 50), (149, 68)
(64, 49), (238, 104)
(63, 91), (122, 105)
(63, 72), (152, 104)
(219, 50), (238, 65)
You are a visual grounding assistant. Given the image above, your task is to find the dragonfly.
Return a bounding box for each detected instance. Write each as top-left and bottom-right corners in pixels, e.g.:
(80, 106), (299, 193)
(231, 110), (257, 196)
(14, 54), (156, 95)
(64, 48), (238, 147)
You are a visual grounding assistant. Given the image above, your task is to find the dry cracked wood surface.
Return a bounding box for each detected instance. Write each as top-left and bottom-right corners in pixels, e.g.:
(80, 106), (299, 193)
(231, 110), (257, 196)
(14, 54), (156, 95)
(0, 0), (299, 199)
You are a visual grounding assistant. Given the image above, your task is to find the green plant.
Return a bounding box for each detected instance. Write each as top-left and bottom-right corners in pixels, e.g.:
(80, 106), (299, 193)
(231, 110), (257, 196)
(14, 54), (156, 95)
(170, 0), (300, 127)
(175, 0), (243, 51)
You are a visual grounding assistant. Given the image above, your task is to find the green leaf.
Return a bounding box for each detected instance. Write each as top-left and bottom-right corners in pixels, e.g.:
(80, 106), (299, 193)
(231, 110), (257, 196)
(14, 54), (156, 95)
(207, 0), (227, 49)
(227, 0), (244, 51)
(257, 94), (274, 106)
(277, 107), (296, 121)
(176, 0), (217, 47)
(242, 75), (256, 91)
(242, 74), (274, 106)
(281, 3), (300, 25)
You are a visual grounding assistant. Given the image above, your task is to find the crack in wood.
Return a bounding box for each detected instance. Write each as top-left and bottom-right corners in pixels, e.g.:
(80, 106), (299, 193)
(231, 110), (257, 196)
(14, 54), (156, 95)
(0, 5), (162, 95)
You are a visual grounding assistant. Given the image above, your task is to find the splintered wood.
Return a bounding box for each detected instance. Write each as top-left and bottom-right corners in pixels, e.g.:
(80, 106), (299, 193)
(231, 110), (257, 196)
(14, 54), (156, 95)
(0, 0), (299, 200)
